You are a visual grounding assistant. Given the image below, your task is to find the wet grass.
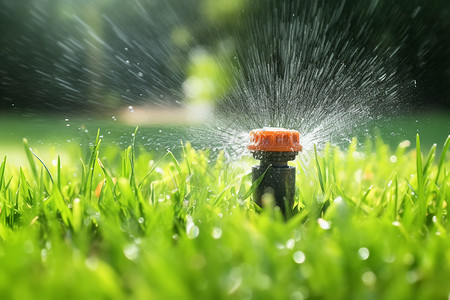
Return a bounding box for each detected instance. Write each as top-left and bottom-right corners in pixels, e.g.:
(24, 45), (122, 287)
(0, 128), (449, 299)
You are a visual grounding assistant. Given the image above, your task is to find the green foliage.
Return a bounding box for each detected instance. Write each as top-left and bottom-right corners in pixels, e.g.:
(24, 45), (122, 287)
(0, 134), (449, 299)
(184, 50), (233, 105)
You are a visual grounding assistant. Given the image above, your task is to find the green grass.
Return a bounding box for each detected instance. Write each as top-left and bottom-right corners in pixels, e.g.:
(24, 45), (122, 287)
(0, 131), (449, 300)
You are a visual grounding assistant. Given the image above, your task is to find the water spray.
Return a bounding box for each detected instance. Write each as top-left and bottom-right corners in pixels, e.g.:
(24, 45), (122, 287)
(247, 128), (302, 218)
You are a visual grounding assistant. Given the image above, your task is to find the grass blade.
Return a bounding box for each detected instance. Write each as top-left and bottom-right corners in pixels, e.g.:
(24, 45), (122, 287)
(436, 135), (450, 184)
(242, 165), (271, 201)
(57, 155), (62, 192)
(314, 144), (325, 193)
(0, 156), (6, 191)
(359, 185), (373, 207)
(167, 151), (182, 176)
(422, 143), (436, 178)
(393, 173), (398, 219)
(129, 127), (139, 186)
(23, 138), (38, 180)
(415, 134), (425, 221)
(84, 129), (101, 199)
(138, 152), (171, 188)
(28, 146), (53, 183)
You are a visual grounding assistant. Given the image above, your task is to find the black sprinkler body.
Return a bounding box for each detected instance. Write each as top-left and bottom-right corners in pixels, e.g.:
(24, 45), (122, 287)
(247, 128), (302, 218)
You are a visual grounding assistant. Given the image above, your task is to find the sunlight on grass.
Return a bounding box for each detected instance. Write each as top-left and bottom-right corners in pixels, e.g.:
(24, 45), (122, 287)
(0, 133), (449, 299)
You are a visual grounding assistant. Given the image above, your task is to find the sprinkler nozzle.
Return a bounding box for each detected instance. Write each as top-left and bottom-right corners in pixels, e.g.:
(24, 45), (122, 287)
(247, 128), (302, 218)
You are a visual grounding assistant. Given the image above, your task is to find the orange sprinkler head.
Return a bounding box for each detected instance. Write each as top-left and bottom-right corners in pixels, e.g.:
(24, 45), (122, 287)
(247, 127), (302, 152)
(247, 128), (301, 219)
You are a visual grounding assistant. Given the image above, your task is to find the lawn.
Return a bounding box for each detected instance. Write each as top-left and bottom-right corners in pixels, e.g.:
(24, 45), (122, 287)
(0, 121), (448, 299)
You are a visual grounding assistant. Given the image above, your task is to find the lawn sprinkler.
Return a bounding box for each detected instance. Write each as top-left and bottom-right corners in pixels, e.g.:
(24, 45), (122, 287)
(247, 128), (302, 218)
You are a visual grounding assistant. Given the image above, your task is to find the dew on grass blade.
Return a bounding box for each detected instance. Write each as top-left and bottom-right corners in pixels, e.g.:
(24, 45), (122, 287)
(211, 227), (222, 239)
(358, 247), (370, 260)
(291, 291), (305, 300)
(186, 215), (199, 239)
(317, 218), (331, 230)
(383, 254), (396, 263)
(362, 271), (377, 287)
(85, 256), (99, 270)
(392, 221), (401, 227)
(286, 239), (295, 249)
(123, 244), (139, 260)
(293, 251), (306, 264)
(41, 249), (48, 263)
(406, 270), (420, 284)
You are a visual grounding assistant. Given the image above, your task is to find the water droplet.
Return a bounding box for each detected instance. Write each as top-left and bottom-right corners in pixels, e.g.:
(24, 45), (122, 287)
(358, 247), (370, 260)
(317, 218), (331, 230)
(186, 215), (199, 239)
(293, 251), (306, 264)
(399, 140), (411, 148)
(362, 271), (377, 286)
(125, 60), (130, 64)
(187, 226), (199, 239)
(138, 217), (144, 224)
(124, 47), (128, 51)
(112, 116), (117, 121)
(66, 124), (70, 127)
(334, 196), (343, 204)
(41, 249), (48, 263)
(286, 238), (295, 249)
(123, 244), (139, 260)
(211, 227), (222, 239)
(85, 256), (99, 270)
(406, 270), (420, 283)
(138, 72), (143, 77)
(291, 291), (304, 300)
(383, 254), (396, 263)
(128, 105), (135, 112)
(276, 243), (285, 250)
(392, 221), (401, 227)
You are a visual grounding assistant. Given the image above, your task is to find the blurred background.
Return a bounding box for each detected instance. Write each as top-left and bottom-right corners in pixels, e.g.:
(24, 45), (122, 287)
(0, 0), (449, 160)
